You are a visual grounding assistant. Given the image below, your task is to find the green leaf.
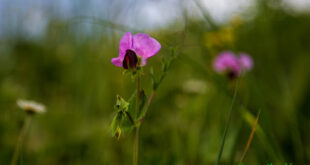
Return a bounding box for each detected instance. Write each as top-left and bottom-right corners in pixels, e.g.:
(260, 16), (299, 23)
(124, 89), (147, 122)
(120, 113), (135, 133)
(111, 94), (137, 139)
(162, 47), (176, 72)
(150, 68), (158, 91)
(114, 95), (129, 112)
(111, 111), (123, 138)
(127, 91), (137, 118)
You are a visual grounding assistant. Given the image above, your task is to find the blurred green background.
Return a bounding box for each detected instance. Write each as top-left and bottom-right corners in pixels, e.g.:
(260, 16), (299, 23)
(0, 0), (310, 164)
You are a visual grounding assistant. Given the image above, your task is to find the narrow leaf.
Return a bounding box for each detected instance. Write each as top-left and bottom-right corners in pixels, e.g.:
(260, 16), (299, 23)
(240, 109), (261, 163)
(111, 111), (123, 137)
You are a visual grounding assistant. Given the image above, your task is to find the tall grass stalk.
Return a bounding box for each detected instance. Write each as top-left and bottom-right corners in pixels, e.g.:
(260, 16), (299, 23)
(11, 115), (32, 165)
(240, 109), (261, 163)
(215, 78), (240, 165)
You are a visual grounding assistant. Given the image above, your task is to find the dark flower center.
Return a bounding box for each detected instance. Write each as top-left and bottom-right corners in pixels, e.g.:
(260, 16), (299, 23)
(227, 70), (238, 80)
(123, 49), (138, 69)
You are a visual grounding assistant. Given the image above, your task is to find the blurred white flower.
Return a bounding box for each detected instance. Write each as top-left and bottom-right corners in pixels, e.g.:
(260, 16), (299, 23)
(182, 79), (207, 94)
(17, 99), (46, 114)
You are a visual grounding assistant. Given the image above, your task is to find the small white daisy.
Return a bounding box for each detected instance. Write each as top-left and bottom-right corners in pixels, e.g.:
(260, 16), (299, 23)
(17, 99), (46, 114)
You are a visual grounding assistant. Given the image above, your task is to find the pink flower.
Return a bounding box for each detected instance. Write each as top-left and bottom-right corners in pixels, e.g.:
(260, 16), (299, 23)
(213, 51), (253, 79)
(239, 53), (253, 71)
(111, 32), (161, 69)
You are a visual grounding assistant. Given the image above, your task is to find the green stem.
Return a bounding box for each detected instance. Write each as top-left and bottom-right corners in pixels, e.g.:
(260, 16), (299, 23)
(125, 111), (135, 125)
(136, 72), (140, 118)
(139, 91), (155, 124)
(134, 72), (141, 165)
(215, 79), (240, 165)
(11, 115), (32, 165)
(134, 126), (140, 165)
(147, 91), (155, 108)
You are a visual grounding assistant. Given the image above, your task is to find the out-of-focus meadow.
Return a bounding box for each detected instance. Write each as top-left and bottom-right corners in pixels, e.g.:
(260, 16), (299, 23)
(1, 0), (310, 164)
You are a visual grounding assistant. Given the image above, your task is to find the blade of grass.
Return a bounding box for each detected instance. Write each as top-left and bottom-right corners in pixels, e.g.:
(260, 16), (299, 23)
(240, 109), (261, 163)
(215, 78), (240, 165)
(192, 0), (217, 30)
(11, 115), (32, 165)
(242, 108), (281, 162)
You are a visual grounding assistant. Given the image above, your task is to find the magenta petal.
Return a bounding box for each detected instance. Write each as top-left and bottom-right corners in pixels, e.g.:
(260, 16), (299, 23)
(132, 33), (161, 58)
(119, 32), (133, 57)
(140, 57), (148, 66)
(111, 57), (123, 67)
(213, 51), (241, 74)
(239, 53), (253, 71)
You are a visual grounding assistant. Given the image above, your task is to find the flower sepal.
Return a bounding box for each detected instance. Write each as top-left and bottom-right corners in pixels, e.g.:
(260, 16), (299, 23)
(123, 65), (143, 79)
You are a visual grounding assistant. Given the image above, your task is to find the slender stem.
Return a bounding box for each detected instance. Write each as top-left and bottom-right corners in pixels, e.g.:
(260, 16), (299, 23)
(134, 72), (141, 165)
(139, 91), (155, 124)
(136, 72), (140, 118)
(147, 91), (155, 108)
(215, 79), (240, 165)
(134, 126), (140, 165)
(11, 115), (32, 165)
(125, 111), (135, 125)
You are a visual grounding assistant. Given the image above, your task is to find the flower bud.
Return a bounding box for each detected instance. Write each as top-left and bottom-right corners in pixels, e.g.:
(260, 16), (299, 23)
(122, 49), (138, 69)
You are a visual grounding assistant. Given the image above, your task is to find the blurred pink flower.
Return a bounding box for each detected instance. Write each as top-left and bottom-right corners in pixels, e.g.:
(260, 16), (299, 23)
(239, 53), (253, 71)
(111, 32), (161, 69)
(213, 51), (241, 78)
(213, 51), (253, 79)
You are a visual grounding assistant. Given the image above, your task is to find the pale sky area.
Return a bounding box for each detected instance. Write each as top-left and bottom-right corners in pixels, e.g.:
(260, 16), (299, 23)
(0, 0), (309, 38)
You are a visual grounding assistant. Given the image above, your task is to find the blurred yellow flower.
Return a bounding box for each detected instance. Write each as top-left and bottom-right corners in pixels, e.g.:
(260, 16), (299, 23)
(204, 16), (244, 51)
(204, 27), (235, 49)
